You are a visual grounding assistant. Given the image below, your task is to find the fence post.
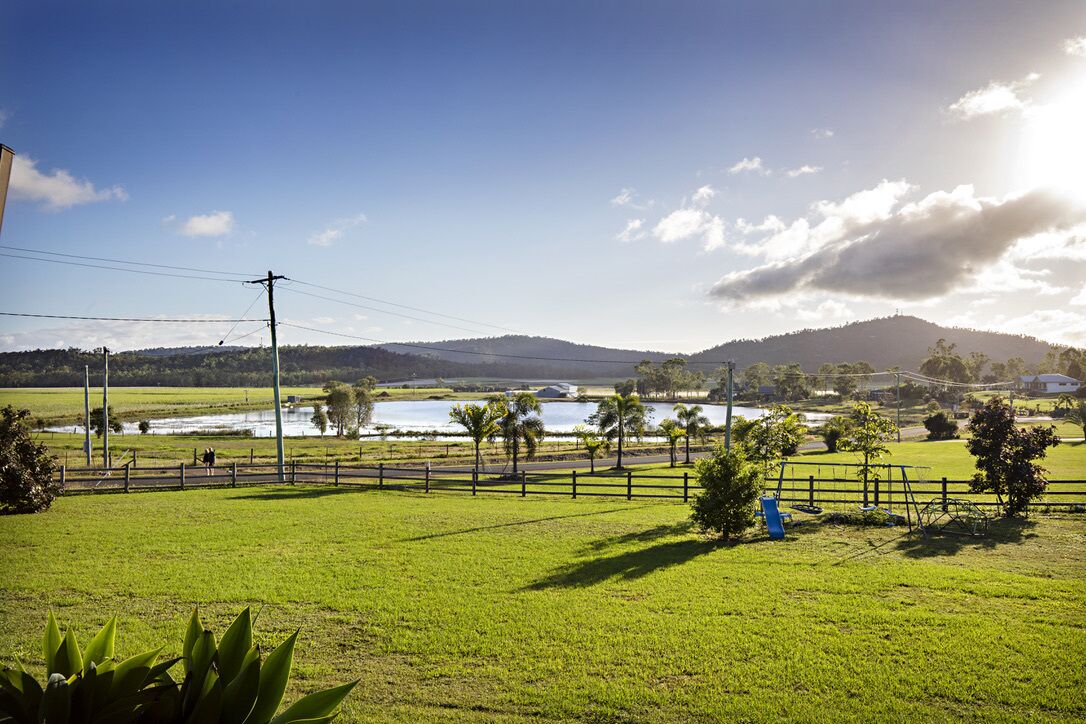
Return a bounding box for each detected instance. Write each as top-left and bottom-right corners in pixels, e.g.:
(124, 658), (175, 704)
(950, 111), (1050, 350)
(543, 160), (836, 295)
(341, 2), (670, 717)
(250, 448), (254, 464)
(334, 460), (340, 487)
(627, 470), (632, 501)
(379, 462), (384, 489)
(572, 469), (577, 499)
(180, 462), (186, 490)
(133, 450), (138, 468)
(124, 464), (130, 493)
(941, 477), (948, 510)
(291, 459), (296, 485)
(193, 448), (197, 465)
(809, 475), (815, 508)
(472, 470), (478, 496)
(683, 472), (689, 502)
(231, 462), (237, 488)
(874, 478), (880, 508)
(60, 465), (66, 488)
(425, 462), (431, 493)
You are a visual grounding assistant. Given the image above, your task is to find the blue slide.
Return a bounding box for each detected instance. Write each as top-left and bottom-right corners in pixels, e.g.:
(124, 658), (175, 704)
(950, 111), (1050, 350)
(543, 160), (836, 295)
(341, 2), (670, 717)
(755, 496), (793, 540)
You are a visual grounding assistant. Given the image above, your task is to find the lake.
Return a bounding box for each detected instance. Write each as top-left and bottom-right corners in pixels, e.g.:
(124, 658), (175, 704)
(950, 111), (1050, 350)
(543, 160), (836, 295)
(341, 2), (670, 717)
(49, 399), (828, 437)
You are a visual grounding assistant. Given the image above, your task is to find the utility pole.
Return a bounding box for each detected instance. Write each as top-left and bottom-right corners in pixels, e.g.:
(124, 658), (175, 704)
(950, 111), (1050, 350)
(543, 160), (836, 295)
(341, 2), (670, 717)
(102, 348), (109, 468)
(84, 365), (92, 465)
(0, 145), (14, 238)
(248, 271), (287, 482)
(724, 360), (736, 451)
(895, 372), (902, 443)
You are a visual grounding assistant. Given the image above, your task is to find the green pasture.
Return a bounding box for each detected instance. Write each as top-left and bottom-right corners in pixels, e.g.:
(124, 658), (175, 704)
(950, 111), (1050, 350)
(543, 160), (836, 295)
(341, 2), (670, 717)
(1, 489), (1083, 721)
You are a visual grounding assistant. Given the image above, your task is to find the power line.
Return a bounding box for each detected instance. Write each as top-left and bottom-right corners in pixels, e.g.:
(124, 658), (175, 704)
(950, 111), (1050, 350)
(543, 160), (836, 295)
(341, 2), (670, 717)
(0, 244), (260, 278)
(0, 311), (267, 323)
(0, 252), (252, 283)
(286, 277), (519, 334)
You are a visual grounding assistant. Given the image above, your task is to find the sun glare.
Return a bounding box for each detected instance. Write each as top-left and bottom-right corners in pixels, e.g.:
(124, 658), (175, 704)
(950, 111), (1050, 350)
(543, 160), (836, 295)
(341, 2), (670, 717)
(1020, 74), (1086, 199)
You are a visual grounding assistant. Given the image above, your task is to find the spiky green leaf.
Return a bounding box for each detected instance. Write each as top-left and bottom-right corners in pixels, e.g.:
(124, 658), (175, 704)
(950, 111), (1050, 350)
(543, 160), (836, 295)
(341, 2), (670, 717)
(109, 647), (161, 700)
(38, 673), (70, 724)
(42, 612), (62, 675)
(218, 607), (253, 684)
(269, 680), (357, 724)
(54, 628), (83, 678)
(243, 630), (297, 724)
(221, 650), (260, 724)
(82, 618), (116, 666)
(182, 607), (203, 675)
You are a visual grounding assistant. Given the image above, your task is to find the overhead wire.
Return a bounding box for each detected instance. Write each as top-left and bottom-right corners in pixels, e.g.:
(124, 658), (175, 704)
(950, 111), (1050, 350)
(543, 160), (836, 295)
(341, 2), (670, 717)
(0, 252), (252, 283)
(0, 244), (261, 278)
(0, 311), (267, 323)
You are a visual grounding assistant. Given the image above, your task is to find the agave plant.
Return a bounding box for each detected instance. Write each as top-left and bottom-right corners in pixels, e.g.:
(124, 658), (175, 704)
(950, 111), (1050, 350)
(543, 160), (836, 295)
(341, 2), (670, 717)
(0, 608), (356, 723)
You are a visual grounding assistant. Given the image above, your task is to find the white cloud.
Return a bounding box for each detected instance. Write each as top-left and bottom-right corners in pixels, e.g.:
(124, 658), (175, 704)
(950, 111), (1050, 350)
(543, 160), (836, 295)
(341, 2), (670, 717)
(177, 210), (235, 238)
(692, 185), (715, 204)
(811, 128), (834, 139)
(307, 213), (367, 247)
(786, 165), (822, 178)
(795, 299), (853, 322)
(652, 206), (727, 250)
(616, 218), (646, 242)
(947, 74), (1039, 120)
(728, 156), (767, 175)
(701, 216), (727, 251)
(736, 216), (786, 235)
(975, 309), (1086, 346)
(710, 184), (1086, 303)
(1071, 287), (1086, 305)
(9, 156), (128, 210)
(1065, 37), (1086, 57)
(312, 316), (336, 325)
(611, 187), (636, 206)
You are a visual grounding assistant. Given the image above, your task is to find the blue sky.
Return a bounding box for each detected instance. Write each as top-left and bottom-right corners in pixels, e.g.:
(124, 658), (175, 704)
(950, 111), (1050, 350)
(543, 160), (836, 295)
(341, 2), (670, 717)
(2, 0), (1086, 353)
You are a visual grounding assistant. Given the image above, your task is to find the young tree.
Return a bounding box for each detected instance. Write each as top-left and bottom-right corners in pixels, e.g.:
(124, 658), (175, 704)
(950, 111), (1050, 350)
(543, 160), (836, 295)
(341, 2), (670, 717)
(352, 376), (377, 430)
(0, 406), (60, 515)
(449, 401), (503, 472)
(1065, 401), (1086, 439)
(732, 405), (807, 478)
(323, 382), (354, 436)
(690, 447), (762, 541)
(673, 403), (710, 464)
(923, 411), (959, 440)
(137, 420), (151, 435)
(839, 401), (898, 490)
(493, 392), (545, 476)
(658, 418), (686, 467)
(85, 406), (124, 437)
(920, 339), (970, 383)
(613, 378), (637, 396)
(572, 424), (610, 473)
(310, 402), (329, 436)
(967, 397), (1060, 517)
(816, 415), (852, 453)
(589, 393), (649, 469)
(772, 363), (811, 401)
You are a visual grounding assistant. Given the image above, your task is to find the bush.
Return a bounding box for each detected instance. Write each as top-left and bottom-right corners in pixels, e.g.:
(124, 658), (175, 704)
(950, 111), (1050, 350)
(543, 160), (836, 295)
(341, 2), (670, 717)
(967, 397), (1059, 517)
(816, 415), (852, 453)
(690, 448), (762, 541)
(0, 608), (357, 723)
(0, 406), (60, 515)
(923, 411), (959, 440)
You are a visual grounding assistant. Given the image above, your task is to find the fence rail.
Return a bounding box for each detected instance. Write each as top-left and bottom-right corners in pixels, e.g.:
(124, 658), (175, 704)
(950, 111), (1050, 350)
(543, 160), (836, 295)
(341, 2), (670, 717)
(52, 461), (1086, 511)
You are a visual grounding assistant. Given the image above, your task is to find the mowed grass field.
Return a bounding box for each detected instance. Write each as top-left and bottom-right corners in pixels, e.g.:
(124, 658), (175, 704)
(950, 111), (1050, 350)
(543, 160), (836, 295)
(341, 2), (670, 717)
(1, 488), (1084, 721)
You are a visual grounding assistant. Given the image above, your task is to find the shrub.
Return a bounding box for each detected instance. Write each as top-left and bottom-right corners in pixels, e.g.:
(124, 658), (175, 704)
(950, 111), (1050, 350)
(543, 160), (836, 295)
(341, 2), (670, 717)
(0, 406), (60, 515)
(138, 420), (151, 434)
(923, 411), (959, 440)
(0, 608), (357, 723)
(816, 415), (852, 453)
(690, 448), (762, 541)
(967, 397), (1060, 517)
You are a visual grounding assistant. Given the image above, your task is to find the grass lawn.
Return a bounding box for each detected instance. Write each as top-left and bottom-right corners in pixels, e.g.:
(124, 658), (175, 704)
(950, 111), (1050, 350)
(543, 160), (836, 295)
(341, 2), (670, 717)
(1, 488), (1084, 721)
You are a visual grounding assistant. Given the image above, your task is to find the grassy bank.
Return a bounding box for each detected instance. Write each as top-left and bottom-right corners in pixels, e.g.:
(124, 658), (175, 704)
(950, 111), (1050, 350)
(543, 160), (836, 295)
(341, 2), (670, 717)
(1, 488), (1083, 721)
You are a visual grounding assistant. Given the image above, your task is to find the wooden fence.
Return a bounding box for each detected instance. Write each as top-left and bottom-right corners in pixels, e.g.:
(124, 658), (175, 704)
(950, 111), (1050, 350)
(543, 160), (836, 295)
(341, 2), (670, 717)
(53, 462), (1086, 511)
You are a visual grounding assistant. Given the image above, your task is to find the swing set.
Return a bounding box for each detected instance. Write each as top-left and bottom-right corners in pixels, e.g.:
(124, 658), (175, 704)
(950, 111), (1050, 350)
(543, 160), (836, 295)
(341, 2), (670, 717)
(773, 460), (929, 532)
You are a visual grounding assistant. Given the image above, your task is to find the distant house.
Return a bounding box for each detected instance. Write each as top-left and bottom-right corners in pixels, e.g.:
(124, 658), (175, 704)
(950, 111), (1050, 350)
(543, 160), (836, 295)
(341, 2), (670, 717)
(1018, 374), (1081, 395)
(536, 383), (578, 398)
(286, 395), (301, 403)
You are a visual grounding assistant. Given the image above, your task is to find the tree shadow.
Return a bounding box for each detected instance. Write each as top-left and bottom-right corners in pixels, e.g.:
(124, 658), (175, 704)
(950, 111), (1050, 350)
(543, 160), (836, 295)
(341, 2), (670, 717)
(892, 517), (1039, 558)
(228, 486), (374, 501)
(524, 536), (721, 590)
(582, 522), (695, 551)
(398, 505), (657, 542)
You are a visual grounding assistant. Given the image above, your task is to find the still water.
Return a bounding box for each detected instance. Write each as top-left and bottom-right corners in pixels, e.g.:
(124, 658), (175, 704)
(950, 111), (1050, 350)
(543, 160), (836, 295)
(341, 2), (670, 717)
(51, 399), (826, 437)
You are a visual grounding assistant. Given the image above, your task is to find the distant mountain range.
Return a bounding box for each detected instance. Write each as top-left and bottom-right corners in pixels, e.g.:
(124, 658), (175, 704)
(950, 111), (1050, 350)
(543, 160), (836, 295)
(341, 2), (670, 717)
(0, 316), (1065, 386)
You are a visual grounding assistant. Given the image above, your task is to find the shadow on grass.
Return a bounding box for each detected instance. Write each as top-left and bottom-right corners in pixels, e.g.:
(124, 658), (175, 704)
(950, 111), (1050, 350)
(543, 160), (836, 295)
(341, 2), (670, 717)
(893, 517), (1039, 558)
(228, 486), (377, 501)
(525, 535), (720, 589)
(399, 504), (659, 543)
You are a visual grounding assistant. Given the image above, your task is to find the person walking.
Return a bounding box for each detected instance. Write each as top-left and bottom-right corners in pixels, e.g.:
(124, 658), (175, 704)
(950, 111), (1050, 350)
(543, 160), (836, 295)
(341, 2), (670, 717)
(201, 447), (211, 476)
(207, 447), (217, 476)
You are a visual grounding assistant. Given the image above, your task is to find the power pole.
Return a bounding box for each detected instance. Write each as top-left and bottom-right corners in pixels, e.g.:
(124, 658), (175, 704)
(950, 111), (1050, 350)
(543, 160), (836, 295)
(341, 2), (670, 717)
(84, 365), (92, 465)
(0, 145), (14, 238)
(102, 348), (109, 468)
(248, 271), (287, 482)
(724, 360), (736, 451)
(895, 372), (902, 443)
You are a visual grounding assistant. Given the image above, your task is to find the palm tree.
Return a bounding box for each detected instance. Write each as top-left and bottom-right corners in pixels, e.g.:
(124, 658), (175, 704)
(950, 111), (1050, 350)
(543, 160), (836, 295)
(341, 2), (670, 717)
(1066, 401), (1086, 442)
(493, 393), (545, 476)
(673, 403), (710, 464)
(448, 401), (503, 472)
(573, 424), (610, 473)
(590, 393), (648, 469)
(658, 418), (686, 467)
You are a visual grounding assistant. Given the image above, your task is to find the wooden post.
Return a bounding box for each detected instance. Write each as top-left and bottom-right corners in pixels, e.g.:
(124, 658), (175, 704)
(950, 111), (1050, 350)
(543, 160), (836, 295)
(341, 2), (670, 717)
(683, 472), (689, 502)
(290, 459), (296, 485)
(59, 465), (66, 489)
(874, 478), (880, 508)
(193, 447), (197, 465)
(250, 448), (254, 464)
(941, 477), (948, 510)
(809, 475), (815, 508)
(124, 464), (130, 492)
(521, 470), (527, 497)
(472, 470), (477, 496)
(425, 462), (431, 493)
(133, 450), (138, 468)
(627, 470), (633, 501)
(334, 460), (340, 487)
(180, 462), (186, 490)
(572, 469), (577, 499)
(379, 462), (384, 489)
(231, 462), (237, 488)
